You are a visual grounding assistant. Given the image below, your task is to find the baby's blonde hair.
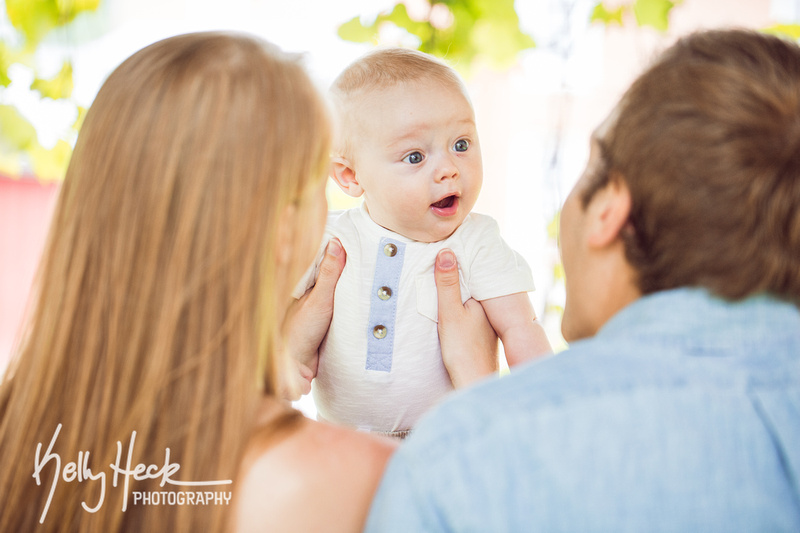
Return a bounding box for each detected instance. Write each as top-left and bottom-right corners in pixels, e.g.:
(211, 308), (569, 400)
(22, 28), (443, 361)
(331, 47), (469, 161)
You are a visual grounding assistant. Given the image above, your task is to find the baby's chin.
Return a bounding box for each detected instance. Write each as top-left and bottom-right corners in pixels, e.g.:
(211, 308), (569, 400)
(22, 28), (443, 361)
(411, 218), (466, 243)
(368, 210), (465, 243)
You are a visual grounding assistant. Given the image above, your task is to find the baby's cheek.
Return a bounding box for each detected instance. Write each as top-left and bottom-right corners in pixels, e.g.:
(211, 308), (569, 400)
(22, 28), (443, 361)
(392, 193), (421, 217)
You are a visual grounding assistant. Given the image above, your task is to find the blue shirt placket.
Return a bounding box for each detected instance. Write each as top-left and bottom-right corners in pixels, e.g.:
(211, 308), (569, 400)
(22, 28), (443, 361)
(365, 238), (406, 372)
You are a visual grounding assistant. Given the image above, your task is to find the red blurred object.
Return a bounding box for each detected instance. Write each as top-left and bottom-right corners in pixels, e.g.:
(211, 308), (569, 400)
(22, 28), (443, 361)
(0, 175), (60, 369)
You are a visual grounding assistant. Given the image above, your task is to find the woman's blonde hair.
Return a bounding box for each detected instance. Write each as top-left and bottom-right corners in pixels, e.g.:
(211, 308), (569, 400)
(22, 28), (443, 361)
(0, 31), (331, 531)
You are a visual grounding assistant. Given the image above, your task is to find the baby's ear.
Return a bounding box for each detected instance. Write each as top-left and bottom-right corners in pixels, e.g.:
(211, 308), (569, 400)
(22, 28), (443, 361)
(330, 157), (364, 198)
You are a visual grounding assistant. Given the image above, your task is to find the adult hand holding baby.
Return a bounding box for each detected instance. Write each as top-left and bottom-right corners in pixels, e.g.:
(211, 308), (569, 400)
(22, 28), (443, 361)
(282, 238), (347, 399)
(434, 249), (498, 388)
(283, 241), (498, 398)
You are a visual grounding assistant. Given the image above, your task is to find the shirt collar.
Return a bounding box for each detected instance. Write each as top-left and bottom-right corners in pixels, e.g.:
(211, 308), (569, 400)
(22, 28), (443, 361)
(596, 287), (800, 351)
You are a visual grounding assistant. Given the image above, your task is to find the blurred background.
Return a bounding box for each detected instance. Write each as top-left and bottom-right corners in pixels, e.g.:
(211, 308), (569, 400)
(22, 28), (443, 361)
(1, 0), (798, 375)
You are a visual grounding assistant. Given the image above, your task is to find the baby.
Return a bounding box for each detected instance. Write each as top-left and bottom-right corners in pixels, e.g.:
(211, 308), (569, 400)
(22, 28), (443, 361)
(293, 48), (552, 438)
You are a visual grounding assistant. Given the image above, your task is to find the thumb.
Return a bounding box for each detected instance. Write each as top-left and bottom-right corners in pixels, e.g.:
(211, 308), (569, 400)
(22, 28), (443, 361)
(313, 238), (346, 296)
(435, 249), (462, 314)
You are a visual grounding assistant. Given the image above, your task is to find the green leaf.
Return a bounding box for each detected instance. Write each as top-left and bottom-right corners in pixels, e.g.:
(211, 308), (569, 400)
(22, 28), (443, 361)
(590, 2), (625, 25)
(5, 0), (61, 49)
(383, 3), (433, 43)
(471, 0), (535, 55)
(471, 0), (520, 19)
(633, 0), (674, 32)
(56, 0), (101, 19)
(30, 138), (72, 181)
(0, 43), (13, 87)
(552, 262), (565, 283)
(546, 211), (560, 240)
(2, 0), (100, 182)
(0, 104), (38, 151)
(31, 61), (73, 99)
(72, 105), (88, 132)
(337, 15), (377, 44)
(427, 2), (477, 67)
(0, 150), (24, 177)
(470, 19), (534, 69)
(337, 0), (535, 77)
(6, 0), (102, 48)
(762, 24), (800, 41)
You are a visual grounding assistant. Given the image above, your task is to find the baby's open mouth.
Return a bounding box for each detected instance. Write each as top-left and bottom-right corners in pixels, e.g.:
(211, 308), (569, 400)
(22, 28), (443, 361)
(431, 195), (457, 209)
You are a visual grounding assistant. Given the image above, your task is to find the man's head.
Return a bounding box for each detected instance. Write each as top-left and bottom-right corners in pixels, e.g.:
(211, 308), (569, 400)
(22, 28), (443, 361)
(561, 29), (800, 341)
(329, 48), (483, 243)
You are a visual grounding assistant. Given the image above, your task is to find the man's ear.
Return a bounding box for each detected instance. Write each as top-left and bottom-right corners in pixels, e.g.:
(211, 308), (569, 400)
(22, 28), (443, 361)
(586, 174), (632, 249)
(330, 157), (364, 198)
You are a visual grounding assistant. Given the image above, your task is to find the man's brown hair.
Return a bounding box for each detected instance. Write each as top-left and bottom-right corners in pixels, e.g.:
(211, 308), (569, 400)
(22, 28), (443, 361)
(586, 29), (800, 302)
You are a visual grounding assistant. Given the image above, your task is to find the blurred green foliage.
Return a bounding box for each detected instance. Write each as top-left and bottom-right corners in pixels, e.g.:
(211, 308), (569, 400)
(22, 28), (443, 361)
(591, 0), (677, 32)
(763, 23), (800, 40)
(592, 2), (800, 44)
(0, 0), (100, 181)
(337, 0), (535, 76)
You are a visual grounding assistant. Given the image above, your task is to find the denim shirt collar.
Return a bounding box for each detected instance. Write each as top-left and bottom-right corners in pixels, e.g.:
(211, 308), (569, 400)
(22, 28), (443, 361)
(596, 288), (800, 352)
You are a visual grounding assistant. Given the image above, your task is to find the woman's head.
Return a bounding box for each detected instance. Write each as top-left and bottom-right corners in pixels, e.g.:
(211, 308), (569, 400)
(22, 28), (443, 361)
(67, 31), (332, 389)
(0, 32), (330, 531)
(81, 32), (331, 312)
(585, 29), (800, 302)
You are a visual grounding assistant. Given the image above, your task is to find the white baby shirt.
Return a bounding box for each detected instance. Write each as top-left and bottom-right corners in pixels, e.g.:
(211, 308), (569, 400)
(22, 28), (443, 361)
(294, 204), (535, 433)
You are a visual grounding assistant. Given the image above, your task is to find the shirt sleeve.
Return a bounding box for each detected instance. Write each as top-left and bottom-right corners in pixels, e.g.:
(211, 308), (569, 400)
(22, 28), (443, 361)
(461, 214), (535, 301)
(364, 391), (498, 532)
(364, 442), (450, 532)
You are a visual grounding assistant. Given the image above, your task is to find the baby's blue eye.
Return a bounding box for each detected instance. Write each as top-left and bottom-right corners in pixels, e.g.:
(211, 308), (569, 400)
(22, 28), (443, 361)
(403, 152), (424, 164)
(454, 139), (470, 152)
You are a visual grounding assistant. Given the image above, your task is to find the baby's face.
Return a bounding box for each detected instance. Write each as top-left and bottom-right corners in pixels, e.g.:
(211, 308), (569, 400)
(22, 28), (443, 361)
(351, 78), (482, 242)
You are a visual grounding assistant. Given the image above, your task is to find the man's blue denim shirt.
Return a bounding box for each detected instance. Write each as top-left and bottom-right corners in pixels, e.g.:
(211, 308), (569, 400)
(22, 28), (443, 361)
(366, 288), (800, 532)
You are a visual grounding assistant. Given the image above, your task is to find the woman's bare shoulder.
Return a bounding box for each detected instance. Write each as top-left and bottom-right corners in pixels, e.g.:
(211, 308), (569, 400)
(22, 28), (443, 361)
(235, 414), (397, 533)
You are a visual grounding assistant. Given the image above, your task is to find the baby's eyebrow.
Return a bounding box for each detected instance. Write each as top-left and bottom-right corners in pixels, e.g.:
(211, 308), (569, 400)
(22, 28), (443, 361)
(453, 117), (477, 128)
(387, 130), (423, 148)
(387, 118), (477, 148)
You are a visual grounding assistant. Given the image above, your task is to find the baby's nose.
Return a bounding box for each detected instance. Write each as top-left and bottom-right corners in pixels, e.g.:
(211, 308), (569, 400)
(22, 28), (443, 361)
(435, 154), (459, 181)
